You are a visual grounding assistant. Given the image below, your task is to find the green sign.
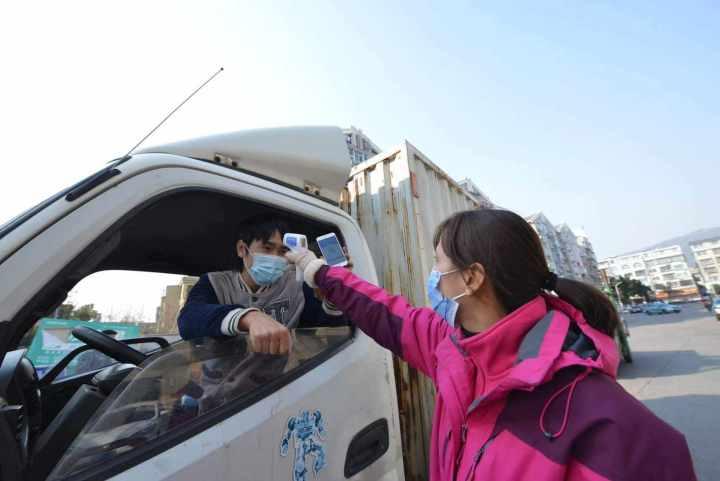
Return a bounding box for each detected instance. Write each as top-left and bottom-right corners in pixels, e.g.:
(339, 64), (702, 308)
(27, 318), (140, 376)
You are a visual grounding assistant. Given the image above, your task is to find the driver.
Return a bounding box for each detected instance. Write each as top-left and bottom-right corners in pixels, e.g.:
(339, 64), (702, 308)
(177, 215), (347, 354)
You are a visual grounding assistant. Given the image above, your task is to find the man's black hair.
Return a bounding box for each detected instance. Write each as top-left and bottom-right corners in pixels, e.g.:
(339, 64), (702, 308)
(234, 214), (290, 271)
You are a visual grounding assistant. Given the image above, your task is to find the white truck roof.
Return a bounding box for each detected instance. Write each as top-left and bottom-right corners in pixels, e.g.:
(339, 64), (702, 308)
(136, 126), (352, 202)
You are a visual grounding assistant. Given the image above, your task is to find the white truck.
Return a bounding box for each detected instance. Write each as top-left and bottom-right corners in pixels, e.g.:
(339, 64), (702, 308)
(0, 127), (480, 481)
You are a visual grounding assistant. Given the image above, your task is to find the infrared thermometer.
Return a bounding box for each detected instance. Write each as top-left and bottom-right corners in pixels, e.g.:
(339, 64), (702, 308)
(283, 233), (308, 281)
(283, 233), (308, 251)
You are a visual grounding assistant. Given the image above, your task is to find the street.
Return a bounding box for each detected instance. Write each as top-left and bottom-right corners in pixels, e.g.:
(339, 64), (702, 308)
(618, 303), (720, 481)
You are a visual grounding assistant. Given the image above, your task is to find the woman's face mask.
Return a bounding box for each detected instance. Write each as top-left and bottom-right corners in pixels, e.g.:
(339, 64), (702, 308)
(248, 253), (289, 286)
(427, 268), (468, 327)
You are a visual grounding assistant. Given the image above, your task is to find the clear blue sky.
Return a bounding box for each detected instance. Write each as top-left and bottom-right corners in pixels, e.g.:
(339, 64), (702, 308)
(1, 1), (718, 259)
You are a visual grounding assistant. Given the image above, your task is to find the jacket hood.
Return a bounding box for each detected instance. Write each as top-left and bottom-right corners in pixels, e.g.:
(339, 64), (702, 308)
(452, 293), (620, 403)
(437, 293), (621, 446)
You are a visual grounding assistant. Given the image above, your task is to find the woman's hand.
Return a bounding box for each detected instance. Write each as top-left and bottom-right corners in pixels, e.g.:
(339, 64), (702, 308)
(286, 247), (353, 290)
(342, 246), (354, 271)
(312, 248), (353, 301)
(285, 249), (319, 272)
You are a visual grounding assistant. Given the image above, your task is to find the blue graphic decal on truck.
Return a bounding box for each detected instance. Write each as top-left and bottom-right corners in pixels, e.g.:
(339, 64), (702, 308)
(280, 410), (327, 481)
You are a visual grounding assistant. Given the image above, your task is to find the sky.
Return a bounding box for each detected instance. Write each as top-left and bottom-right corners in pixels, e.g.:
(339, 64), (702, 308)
(1, 1), (718, 267)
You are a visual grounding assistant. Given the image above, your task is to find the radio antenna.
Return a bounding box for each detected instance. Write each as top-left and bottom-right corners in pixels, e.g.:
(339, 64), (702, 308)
(125, 66), (224, 157)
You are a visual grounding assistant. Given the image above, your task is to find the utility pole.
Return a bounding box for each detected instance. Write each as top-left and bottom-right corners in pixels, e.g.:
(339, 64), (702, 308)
(614, 280), (624, 310)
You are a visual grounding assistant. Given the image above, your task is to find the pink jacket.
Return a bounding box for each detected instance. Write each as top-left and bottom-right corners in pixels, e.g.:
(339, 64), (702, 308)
(315, 266), (696, 481)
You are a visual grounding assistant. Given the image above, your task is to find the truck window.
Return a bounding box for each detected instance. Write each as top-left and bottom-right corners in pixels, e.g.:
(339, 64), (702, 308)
(25, 270), (189, 379)
(49, 328), (351, 480)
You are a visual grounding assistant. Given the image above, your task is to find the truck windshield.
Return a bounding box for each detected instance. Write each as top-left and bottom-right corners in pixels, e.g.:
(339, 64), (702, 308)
(49, 327), (351, 480)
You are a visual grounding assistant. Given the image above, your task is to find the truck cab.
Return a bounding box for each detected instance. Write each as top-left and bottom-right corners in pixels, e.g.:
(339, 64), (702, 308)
(0, 127), (404, 481)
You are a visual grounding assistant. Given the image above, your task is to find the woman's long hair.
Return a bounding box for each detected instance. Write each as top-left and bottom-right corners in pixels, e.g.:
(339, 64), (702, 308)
(434, 209), (618, 336)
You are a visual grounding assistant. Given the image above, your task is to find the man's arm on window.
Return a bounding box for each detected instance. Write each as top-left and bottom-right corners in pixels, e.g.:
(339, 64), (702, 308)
(177, 274), (253, 339)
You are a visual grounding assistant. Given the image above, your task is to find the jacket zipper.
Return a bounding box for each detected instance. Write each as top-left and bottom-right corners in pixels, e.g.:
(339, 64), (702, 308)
(448, 332), (495, 480)
(455, 423), (467, 465)
(449, 333), (469, 357)
(462, 433), (499, 481)
(443, 430), (452, 464)
(450, 332), (472, 471)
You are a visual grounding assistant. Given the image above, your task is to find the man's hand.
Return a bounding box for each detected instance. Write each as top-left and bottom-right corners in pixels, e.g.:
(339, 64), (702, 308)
(238, 311), (291, 355)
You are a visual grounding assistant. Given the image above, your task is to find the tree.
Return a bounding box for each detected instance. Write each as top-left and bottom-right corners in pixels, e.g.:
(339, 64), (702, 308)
(608, 276), (652, 303)
(56, 303), (75, 319)
(56, 303), (102, 321)
(72, 304), (101, 321)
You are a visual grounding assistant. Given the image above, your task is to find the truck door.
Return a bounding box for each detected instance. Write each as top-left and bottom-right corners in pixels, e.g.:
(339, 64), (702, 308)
(0, 158), (404, 481)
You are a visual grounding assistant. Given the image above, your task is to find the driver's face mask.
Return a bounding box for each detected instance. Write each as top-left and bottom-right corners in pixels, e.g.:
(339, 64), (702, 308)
(427, 269), (468, 328)
(248, 253), (289, 286)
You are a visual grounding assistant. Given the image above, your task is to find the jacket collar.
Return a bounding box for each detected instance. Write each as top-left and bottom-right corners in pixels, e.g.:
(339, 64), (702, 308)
(488, 295), (618, 404)
(438, 294), (619, 419)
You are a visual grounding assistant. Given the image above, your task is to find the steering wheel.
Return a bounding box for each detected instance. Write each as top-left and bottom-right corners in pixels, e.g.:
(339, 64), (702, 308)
(0, 349), (41, 472)
(71, 327), (147, 366)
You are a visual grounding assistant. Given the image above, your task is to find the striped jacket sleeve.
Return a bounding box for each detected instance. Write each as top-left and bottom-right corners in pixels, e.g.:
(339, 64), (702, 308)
(177, 274), (248, 340)
(315, 265), (449, 380)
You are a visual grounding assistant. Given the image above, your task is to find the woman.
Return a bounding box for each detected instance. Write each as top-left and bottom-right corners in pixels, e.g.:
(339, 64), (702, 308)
(287, 209), (696, 481)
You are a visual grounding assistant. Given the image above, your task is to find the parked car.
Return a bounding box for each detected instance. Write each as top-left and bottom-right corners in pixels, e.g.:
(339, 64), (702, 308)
(713, 299), (720, 321)
(628, 305), (644, 314)
(666, 303), (682, 313)
(645, 301), (681, 315)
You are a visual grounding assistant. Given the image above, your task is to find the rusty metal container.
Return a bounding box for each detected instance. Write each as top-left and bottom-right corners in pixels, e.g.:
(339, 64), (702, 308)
(340, 141), (490, 480)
